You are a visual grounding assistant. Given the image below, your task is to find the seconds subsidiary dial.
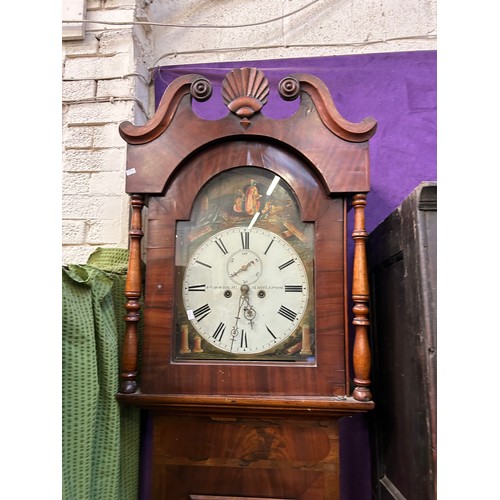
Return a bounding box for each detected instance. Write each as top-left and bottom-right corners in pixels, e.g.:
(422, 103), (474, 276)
(182, 226), (309, 355)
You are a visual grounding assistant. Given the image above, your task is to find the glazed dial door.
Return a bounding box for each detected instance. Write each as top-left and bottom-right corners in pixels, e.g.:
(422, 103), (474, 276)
(182, 227), (309, 354)
(174, 166), (315, 363)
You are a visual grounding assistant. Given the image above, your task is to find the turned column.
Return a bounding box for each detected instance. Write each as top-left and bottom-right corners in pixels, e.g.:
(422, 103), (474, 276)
(120, 194), (144, 394)
(351, 193), (372, 401)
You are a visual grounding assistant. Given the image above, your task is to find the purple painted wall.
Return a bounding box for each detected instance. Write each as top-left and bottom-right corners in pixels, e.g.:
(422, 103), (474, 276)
(142, 51), (437, 500)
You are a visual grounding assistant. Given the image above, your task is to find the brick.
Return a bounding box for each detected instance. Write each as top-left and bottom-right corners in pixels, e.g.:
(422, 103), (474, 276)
(100, 0), (137, 8)
(63, 52), (132, 80)
(62, 245), (97, 266)
(62, 194), (123, 219)
(98, 29), (135, 55)
(63, 148), (127, 173)
(86, 219), (123, 244)
(62, 125), (94, 148)
(62, 219), (87, 244)
(96, 77), (135, 98)
(63, 34), (100, 56)
(62, 80), (96, 101)
(86, 0), (103, 10)
(93, 123), (127, 148)
(89, 171), (125, 196)
(85, 8), (135, 32)
(64, 149), (102, 172)
(63, 149), (100, 173)
(62, 172), (91, 195)
(66, 100), (134, 124)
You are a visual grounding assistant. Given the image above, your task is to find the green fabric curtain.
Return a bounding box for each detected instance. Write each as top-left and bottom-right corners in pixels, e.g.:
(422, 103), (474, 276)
(62, 248), (140, 500)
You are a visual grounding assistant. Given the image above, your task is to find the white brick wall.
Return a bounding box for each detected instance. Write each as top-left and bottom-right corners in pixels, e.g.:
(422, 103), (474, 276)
(62, 0), (153, 265)
(62, 0), (436, 265)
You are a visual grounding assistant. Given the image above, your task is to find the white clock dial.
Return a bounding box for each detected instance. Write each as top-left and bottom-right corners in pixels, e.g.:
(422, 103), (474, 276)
(182, 226), (309, 354)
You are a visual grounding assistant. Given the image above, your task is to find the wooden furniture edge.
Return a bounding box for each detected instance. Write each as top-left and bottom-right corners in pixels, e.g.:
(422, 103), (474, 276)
(116, 393), (374, 417)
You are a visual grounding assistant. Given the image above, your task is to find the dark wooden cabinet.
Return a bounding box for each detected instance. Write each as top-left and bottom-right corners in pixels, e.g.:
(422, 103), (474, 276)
(117, 68), (378, 499)
(368, 182), (437, 500)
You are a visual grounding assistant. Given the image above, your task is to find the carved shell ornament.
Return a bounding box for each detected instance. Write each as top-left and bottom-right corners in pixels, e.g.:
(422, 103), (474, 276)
(120, 67), (376, 144)
(222, 68), (270, 118)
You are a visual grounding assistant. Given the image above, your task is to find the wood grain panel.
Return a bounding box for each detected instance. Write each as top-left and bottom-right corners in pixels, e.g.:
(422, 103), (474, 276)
(154, 466), (330, 500)
(150, 415), (340, 500)
(155, 420), (331, 463)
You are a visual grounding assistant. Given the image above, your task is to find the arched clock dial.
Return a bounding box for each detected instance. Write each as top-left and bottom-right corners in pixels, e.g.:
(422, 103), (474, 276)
(182, 226), (309, 354)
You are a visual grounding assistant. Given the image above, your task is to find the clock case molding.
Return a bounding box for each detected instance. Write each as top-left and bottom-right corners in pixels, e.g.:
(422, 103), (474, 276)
(116, 67), (377, 417)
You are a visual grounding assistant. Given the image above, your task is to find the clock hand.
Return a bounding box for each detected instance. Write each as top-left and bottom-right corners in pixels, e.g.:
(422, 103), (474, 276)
(230, 290), (246, 350)
(229, 259), (256, 278)
(239, 284), (257, 329)
(231, 285), (257, 349)
(243, 300), (256, 328)
(241, 260), (255, 271)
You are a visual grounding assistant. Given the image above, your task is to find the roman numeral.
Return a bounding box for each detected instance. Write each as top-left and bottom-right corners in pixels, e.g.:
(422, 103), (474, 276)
(266, 325), (276, 339)
(213, 322), (225, 341)
(188, 284), (206, 292)
(278, 258), (295, 270)
(215, 238), (228, 255)
(264, 239), (274, 255)
(278, 305), (297, 322)
(241, 231), (250, 249)
(240, 330), (248, 349)
(193, 304), (211, 321)
(285, 285), (303, 293)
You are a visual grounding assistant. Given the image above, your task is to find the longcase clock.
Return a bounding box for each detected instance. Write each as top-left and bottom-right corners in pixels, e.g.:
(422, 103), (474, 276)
(117, 67), (377, 499)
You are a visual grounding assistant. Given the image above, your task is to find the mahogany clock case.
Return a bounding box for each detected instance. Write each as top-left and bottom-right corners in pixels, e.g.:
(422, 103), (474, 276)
(116, 68), (377, 499)
(141, 140), (349, 398)
(116, 68), (377, 405)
